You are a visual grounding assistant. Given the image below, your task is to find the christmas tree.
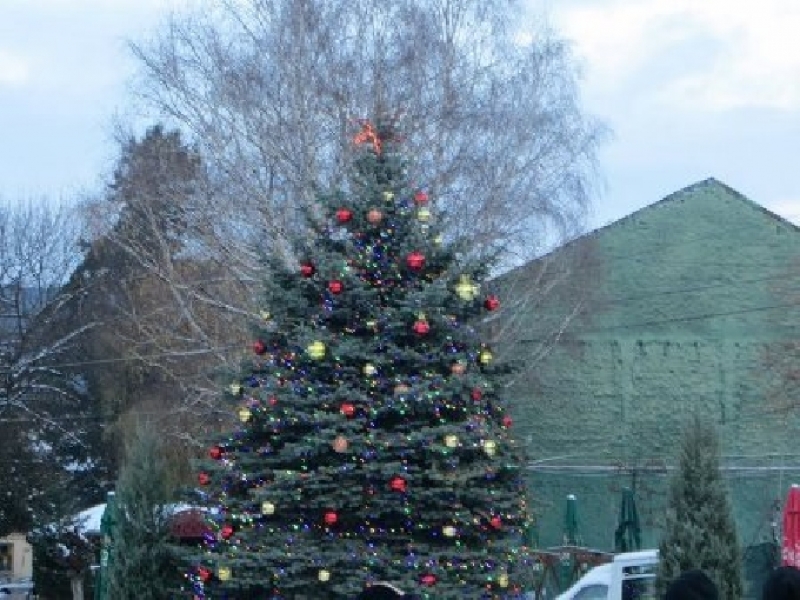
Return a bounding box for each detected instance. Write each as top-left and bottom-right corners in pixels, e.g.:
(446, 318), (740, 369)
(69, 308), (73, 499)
(656, 417), (743, 600)
(186, 118), (532, 599)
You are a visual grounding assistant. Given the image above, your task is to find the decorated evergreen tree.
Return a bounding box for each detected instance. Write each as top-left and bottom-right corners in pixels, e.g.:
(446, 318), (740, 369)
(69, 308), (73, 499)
(656, 417), (743, 600)
(185, 118), (532, 599)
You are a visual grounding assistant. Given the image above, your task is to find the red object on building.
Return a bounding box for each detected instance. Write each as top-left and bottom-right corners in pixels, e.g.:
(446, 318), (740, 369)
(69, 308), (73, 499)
(783, 485), (800, 566)
(340, 402), (356, 418)
(490, 516), (503, 529)
(484, 295), (500, 311)
(328, 280), (344, 294)
(197, 566), (212, 583)
(323, 510), (338, 526)
(170, 509), (212, 540)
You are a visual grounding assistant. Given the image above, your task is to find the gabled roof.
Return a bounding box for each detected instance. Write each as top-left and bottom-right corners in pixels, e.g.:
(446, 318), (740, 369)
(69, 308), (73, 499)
(587, 177), (800, 238)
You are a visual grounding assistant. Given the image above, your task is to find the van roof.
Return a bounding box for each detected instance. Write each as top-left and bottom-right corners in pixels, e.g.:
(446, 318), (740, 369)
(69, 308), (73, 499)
(612, 550), (658, 564)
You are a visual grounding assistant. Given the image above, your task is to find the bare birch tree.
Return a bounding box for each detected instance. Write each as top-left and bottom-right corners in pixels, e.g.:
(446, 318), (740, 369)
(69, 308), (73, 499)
(131, 0), (603, 265)
(0, 198), (107, 534)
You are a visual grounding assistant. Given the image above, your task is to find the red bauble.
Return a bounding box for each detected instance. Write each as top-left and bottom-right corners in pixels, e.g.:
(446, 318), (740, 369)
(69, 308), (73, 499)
(366, 208), (383, 224)
(335, 208), (353, 224)
(412, 319), (430, 336)
(471, 388), (483, 402)
(198, 567), (212, 583)
(502, 415), (513, 428)
(209, 446), (222, 460)
(323, 510), (338, 526)
(389, 475), (407, 493)
(220, 524), (234, 540)
(300, 263), (316, 278)
(414, 190), (429, 205)
(490, 516), (503, 529)
(198, 472), (210, 486)
(340, 402), (356, 418)
(484, 295), (500, 311)
(253, 339), (267, 355)
(406, 251), (425, 271)
(328, 280), (344, 295)
(420, 573), (437, 587)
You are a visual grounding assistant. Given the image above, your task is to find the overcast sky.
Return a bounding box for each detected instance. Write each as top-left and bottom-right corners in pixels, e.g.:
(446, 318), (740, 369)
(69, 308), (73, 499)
(1, 0), (798, 228)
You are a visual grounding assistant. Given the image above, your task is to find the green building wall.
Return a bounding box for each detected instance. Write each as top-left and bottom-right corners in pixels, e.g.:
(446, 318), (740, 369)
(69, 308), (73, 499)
(504, 179), (800, 563)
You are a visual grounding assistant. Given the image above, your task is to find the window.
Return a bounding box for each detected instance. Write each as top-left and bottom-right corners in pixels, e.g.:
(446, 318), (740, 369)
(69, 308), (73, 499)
(573, 584), (609, 600)
(0, 543), (11, 575)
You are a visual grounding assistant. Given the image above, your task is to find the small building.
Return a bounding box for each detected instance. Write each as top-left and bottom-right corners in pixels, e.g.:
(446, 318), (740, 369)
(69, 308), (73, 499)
(0, 532), (33, 582)
(501, 179), (800, 594)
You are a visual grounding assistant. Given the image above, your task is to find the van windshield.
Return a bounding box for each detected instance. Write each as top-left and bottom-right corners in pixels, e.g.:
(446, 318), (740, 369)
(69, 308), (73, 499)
(621, 564), (656, 600)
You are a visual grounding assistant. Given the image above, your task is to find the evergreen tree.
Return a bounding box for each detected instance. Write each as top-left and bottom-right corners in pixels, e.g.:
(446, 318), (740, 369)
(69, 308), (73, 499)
(107, 423), (180, 600)
(186, 119), (532, 599)
(657, 417), (743, 600)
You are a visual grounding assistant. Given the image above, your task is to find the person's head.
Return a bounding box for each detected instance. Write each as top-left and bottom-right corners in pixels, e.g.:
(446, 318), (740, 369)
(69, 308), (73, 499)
(355, 582), (409, 600)
(664, 569), (719, 600)
(763, 566), (800, 600)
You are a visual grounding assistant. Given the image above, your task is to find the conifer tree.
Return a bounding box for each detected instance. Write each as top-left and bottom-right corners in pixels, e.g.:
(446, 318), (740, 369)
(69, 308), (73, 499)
(186, 118), (532, 599)
(657, 417), (743, 600)
(108, 423), (180, 599)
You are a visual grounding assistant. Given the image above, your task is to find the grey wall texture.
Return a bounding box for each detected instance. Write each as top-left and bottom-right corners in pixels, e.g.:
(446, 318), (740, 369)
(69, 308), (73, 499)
(503, 179), (800, 559)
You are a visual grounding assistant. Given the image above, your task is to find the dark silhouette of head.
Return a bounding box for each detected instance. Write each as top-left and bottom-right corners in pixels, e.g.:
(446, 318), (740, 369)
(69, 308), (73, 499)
(664, 570), (719, 600)
(763, 566), (800, 600)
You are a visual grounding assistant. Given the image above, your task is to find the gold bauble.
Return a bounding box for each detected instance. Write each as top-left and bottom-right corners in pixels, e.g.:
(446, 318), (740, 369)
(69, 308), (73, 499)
(454, 274), (479, 301)
(383, 190), (395, 202)
(259, 310), (271, 321)
(443, 525), (457, 537)
(394, 383), (411, 395)
(237, 406), (252, 423)
(482, 439), (498, 456)
(228, 383), (243, 395)
(218, 566), (232, 582)
(434, 234), (443, 246)
(261, 501), (276, 515)
(498, 574), (509, 588)
(451, 362), (467, 375)
(307, 340), (326, 360)
(478, 349), (493, 365)
(318, 569), (331, 582)
(417, 207), (432, 222)
(363, 363), (377, 376)
(444, 434), (459, 448)
(332, 435), (349, 453)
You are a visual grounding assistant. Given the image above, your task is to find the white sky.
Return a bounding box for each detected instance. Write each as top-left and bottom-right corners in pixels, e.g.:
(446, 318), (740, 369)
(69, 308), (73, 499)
(0, 0), (799, 226)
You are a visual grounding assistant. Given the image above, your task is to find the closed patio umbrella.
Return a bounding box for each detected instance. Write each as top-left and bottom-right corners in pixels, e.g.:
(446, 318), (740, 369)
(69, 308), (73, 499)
(782, 484), (800, 566)
(564, 494), (580, 545)
(614, 487), (641, 553)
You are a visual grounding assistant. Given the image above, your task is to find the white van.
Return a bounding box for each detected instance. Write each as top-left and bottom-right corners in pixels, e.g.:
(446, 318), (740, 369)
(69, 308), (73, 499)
(555, 550), (658, 600)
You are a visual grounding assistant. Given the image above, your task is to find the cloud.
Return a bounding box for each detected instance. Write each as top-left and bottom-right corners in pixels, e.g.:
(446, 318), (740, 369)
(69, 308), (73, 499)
(541, 0), (800, 111)
(0, 50), (29, 86)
